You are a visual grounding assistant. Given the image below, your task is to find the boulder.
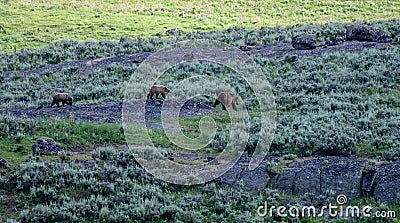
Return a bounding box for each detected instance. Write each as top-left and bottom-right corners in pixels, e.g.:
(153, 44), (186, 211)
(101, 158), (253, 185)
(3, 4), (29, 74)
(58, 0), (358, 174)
(346, 25), (392, 43)
(216, 155), (279, 190)
(373, 161), (400, 205)
(0, 157), (7, 168)
(320, 162), (364, 198)
(215, 155), (399, 205)
(32, 137), (64, 155)
(272, 157), (367, 199)
(291, 34), (317, 50)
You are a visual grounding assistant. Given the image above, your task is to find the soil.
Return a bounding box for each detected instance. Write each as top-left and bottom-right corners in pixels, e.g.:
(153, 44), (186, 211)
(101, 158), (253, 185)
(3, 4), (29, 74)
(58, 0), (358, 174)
(0, 99), (217, 131)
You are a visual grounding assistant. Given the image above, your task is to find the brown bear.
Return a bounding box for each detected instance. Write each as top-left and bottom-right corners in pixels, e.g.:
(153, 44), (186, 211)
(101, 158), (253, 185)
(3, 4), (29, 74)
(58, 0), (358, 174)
(213, 92), (239, 111)
(147, 85), (171, 99)
(51, 93), (73, 107)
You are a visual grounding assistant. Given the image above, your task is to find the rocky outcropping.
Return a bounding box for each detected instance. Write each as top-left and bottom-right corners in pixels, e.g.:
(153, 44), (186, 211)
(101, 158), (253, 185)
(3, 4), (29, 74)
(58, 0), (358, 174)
(217, 155), (400, 205)
(291, 34), (317, 50)
(271, 157), (400, 205)
(367, 161), (400, 205)
(346, 25), (392, 43)
(216, 155), (280, 190)
(271, 157), (367, 199)
(32, 137), (64, 155)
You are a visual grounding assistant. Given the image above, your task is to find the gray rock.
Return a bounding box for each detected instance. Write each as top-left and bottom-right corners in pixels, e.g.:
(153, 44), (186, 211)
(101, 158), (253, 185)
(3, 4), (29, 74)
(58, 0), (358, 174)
(373, 161), (400, 205)
(320, 163), (364, 198)
(239, 163), (270, 190)
(346, 25), (392, 43)
(272, 168), (297, 194)
(218, 161), (243, 185)
(32, 137), (64, 155)
(216, 155), (278, 190)
(0, 157), (7, 168)
(291, 34), (317, 50)
(293, 165), (321, 196)
(362, 168), (377, 195)
(272, 157), (367, 199)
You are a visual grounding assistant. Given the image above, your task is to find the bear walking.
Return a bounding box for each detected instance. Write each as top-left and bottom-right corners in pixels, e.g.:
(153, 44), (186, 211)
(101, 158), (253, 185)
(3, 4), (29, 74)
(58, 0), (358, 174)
(147, 85), (171, 99)
(51, 93), (73, 107)
(213, 92), (239, 111)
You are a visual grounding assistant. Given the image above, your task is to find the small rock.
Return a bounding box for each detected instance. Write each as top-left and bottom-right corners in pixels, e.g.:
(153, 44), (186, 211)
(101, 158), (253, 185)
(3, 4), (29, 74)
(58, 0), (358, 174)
(166, 28), (181, 36)
(346, 25), (392, 43)
(32, 137), (64, 155)
(0, 157), (7, 168)
(291, 34), (317, 50)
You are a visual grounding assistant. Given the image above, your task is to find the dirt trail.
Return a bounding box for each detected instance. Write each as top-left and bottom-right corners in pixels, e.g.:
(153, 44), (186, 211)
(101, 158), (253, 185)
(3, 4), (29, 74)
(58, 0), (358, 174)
(0, 99), (217, 131)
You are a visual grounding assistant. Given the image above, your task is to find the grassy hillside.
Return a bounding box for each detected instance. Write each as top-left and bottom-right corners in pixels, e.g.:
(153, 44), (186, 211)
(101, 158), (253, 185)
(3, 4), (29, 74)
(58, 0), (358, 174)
(1, 47), (399, 162)
(1, 1), (400, 221)
(1, 0), (399, 51)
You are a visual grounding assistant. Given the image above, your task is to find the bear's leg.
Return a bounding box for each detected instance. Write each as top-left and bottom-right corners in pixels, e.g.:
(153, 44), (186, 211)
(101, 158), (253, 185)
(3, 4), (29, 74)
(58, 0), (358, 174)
(161, 93), (166, 99)
(155, 93), (159, 99)
(222, 104), (227, 111)
(57, 102), (60, 107)
(62, 101), (66, 107)
(50, 101), (55, 107)
(232, 103), (237, 111)
(213, 100), (220, 108)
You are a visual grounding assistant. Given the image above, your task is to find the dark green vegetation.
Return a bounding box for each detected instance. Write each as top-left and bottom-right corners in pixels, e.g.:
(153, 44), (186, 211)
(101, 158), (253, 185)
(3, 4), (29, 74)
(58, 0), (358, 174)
(1, 20), (400, 222)
(1, 147), (398, 222)
(1, 0), (399, 51)
(0, 147), (274, 222)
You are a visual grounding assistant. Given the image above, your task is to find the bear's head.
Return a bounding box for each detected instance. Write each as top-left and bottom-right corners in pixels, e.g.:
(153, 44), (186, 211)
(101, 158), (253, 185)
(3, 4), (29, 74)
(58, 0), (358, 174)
(164, 87), (171, 93)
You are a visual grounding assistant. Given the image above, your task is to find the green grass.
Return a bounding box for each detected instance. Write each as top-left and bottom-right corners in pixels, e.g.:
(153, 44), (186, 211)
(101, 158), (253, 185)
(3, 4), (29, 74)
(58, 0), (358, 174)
(0, 114), (239, 168)
(0, 115), (126, 168)
(1, 0), (400, 52)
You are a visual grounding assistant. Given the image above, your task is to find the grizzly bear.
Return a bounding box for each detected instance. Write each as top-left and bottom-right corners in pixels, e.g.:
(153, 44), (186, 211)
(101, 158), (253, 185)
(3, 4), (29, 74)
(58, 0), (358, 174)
(213, 92), (239, 111)
(147, 85), (171, 99)
(51, 93), (73, 107)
